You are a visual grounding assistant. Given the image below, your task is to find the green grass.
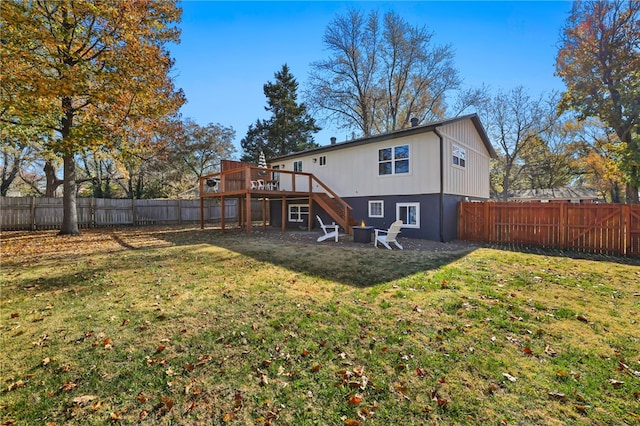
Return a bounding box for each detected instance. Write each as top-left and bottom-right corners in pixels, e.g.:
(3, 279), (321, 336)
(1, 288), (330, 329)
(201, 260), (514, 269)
(1, 226), (639, 425)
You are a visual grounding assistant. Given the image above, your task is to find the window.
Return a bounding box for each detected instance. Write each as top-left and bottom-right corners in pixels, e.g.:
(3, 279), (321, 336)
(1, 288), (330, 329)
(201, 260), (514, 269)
(453, 145), (466, 168)
(319, 156), (327, 166)
(368, 200), (384, 218)
(396, 202), (419, 228)
(288, 204), (309, 223)
(378, 145), (409, 175)
(293, 160), (302, 172)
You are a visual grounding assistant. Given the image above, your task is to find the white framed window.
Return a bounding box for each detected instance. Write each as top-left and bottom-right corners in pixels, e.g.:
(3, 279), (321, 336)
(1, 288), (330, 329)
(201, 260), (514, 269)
(288, 204), (309, 222)
(378, 144), (409, 175)
(319, 156), (327, 166)
(293, 160), (302, 172)
(396, 202), (419, 228)
(453, 145), (466, 168)
(368, 200), (384, 218)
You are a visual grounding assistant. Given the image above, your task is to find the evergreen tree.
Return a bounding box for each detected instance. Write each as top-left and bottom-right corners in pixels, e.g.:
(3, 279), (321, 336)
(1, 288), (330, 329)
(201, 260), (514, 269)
(241, 64), (320, 162)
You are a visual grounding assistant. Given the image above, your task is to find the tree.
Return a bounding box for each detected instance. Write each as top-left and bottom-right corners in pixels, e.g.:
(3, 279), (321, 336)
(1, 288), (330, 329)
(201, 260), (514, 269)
(480, 87), (563, 200)
(306, 9), (460, 137)
(570, 118), (626, 202)
(0, 0), (185, 234)
(556, 0), (640, 203)
(241, 64), (320, 162)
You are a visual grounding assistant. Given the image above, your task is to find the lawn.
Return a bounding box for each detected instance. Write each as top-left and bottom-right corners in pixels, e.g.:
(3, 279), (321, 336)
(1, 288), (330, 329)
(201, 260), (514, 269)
(1, 226), (639, 425)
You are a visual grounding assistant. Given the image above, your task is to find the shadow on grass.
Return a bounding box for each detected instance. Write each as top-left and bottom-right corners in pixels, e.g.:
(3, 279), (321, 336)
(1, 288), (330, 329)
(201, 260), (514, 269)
(486, 243), (640, 266)
(149, 227), (479, 287)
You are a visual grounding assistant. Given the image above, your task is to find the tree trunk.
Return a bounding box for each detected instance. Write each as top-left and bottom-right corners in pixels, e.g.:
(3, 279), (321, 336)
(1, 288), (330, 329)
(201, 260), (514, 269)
(626, 183), (639, 204)
(44, 160), (63, 197)
(59, 153), (80, 235)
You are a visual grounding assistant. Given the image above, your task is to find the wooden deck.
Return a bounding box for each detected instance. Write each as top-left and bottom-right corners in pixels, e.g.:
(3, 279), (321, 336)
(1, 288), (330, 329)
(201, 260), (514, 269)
(199, 166), (355, 234)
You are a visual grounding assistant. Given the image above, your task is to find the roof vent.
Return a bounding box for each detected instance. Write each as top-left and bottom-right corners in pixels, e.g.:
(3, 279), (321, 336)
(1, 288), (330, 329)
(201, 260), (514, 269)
(410, 118), (419, 127)
(330, 137), (337, 144)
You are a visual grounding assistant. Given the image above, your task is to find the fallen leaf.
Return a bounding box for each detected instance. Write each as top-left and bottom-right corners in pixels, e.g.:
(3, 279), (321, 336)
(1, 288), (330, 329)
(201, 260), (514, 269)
(574, 405), (587, 413)
(72, 395), (98, 405)
(344, 419), (362, 426)
(139, 410), (148, 420)
(608, 379), (624, 388)
(10, 313), (19, 318)
(60, 382), (77, 391)
(222, 412), (235, 422)
(184, 401), (195, 414)
(311, 364), (322, 372)
(8, 381), (25, 391)
(502, 373), (517, 382)
(523, 346), (533, 355)
(110, 412), (122, 420)
(576, 315), (589, 323)
(348, 395), (362, 405)
(160, 397), (174, 410)
(121, 319), (130, 326)
(548, 392), (566, 400)
(156, 345), (166, 353)
(437, 398), (448, 407)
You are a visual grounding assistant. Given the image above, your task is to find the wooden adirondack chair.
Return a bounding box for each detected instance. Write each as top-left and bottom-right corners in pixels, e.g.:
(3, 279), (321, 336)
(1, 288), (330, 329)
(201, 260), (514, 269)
(374, 220), (403, 249)
(316, 215), (339, 242)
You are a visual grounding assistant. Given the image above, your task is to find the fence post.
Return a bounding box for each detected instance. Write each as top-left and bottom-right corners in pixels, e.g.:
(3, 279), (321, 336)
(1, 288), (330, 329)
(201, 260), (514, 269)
(89, 198), (95, 228)
(131, 198), (137, 226)
(483, 201), (490, 242)
(559, 203), (567, 250)
(622, 204), (630, 256)
(30, 196), (36, 231)
(178, 199), (182, 225)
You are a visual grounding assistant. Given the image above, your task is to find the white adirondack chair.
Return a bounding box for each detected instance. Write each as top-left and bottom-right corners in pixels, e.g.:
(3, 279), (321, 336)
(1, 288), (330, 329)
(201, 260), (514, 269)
(374, 220), (404, 249)
(316, 215), (339, 242)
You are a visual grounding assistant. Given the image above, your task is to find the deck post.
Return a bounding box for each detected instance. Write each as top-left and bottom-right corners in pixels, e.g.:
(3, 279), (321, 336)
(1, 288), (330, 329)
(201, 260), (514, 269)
(246, 191), (252, 234)
(281, 196), (286, 232)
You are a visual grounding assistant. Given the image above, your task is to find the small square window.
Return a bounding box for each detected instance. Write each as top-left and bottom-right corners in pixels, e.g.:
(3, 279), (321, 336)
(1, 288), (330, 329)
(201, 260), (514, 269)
(368, 200), (384, 218)
(288, 204), (309, 222)
(453, 145), (466, 168)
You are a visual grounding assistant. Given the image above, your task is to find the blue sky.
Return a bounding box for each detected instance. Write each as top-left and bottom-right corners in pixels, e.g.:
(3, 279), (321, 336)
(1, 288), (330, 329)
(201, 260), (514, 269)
(170, 1), (573, 155)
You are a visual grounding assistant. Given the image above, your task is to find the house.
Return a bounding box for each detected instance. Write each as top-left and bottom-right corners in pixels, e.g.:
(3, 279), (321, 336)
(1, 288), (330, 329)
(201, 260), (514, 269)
(269, 114), (496, 242)
(199, 114), (496, 242)
(504, 187), (601, 204)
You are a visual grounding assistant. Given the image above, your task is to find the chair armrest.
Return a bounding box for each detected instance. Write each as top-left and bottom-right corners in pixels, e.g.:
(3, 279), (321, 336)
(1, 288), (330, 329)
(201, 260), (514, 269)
(374, 229), (388, 237)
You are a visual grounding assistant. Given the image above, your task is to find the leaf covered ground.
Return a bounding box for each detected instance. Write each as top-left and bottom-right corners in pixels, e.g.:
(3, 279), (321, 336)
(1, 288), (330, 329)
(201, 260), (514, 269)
(1, 226), (639, 425)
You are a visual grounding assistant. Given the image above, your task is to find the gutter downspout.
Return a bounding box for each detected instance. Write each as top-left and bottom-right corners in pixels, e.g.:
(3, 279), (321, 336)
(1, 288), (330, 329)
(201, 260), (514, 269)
(434, 127), (445, 242)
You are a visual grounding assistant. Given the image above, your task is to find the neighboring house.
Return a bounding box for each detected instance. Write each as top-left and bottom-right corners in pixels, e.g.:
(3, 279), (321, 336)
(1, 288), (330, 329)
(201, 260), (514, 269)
(269, 114), (496, 242)
(504, 187), (601, 203)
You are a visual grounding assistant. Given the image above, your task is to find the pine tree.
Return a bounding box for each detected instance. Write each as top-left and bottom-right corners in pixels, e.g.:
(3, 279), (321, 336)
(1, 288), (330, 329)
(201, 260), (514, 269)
(241, 64), (320, 162)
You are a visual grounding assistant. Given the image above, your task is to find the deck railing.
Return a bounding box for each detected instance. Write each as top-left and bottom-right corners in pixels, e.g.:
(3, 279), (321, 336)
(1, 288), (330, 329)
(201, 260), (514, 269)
(199, 167), (352, 230)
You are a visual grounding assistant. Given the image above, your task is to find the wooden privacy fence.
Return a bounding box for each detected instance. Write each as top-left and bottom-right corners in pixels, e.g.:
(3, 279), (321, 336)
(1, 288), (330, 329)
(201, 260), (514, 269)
(0, 197), (241, 231)
(458, 202), (640, 257)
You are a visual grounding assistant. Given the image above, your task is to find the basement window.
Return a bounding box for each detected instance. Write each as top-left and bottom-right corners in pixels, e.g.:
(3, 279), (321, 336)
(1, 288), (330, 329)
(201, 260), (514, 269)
(288, 204), (309, 223)
(368, 200), (384, 218)
(396, 202), (419, 228)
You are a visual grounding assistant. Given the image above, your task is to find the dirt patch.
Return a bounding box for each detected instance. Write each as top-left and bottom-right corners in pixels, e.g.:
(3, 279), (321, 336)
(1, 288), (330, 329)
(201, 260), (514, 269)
(247, 226), (481, 253)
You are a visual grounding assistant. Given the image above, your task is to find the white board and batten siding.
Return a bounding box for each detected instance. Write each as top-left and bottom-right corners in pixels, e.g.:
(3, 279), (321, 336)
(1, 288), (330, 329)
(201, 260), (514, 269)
(439, 119), (492, 199)
(277, 116), (492, 200)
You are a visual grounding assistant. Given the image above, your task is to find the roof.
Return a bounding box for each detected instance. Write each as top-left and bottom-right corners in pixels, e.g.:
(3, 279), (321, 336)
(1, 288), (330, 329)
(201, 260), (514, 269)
(271, 114), (497, 161)
(506, 187), (601, 201)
